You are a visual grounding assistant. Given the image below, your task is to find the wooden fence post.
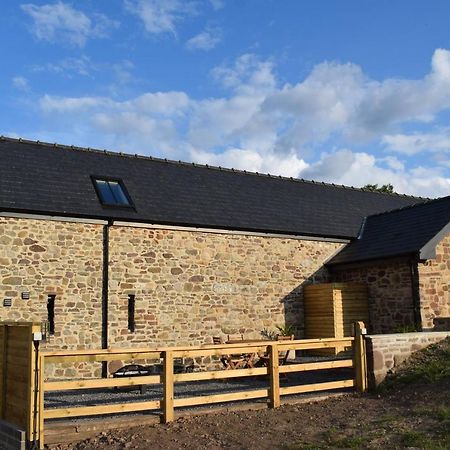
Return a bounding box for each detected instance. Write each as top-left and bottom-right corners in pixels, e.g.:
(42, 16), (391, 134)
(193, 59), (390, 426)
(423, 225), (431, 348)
(38, 354), (45, 450)
(353, 321), (367, 392)
(0, 324), (7, 420)
(162, 350), (174, 423)
(268, 343), (280, 408)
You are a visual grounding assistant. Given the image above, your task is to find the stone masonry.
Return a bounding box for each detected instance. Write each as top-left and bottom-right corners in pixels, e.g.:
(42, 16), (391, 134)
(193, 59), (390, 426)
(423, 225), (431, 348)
(418, 232), (450, 329)
(331, 261), (415, 334)
(0, 217), (104, 378)
(0, 216), (342, 378)
(3, 214), (449, 380)
(107, 225), (341, 348)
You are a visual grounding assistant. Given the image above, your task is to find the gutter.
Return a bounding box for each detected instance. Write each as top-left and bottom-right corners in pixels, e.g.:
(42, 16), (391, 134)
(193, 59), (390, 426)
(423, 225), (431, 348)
(101, 219), (113, 377)
(409, 257), (422, 331)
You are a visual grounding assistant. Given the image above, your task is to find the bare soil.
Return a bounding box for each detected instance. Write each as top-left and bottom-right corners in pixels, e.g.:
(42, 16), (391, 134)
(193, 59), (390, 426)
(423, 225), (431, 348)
(48, 381), (449, 450)
(49, 339), (450, 450)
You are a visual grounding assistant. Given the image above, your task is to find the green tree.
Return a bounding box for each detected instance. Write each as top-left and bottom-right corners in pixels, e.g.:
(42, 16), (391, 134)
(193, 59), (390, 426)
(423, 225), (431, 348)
(363, 183), (395, 194)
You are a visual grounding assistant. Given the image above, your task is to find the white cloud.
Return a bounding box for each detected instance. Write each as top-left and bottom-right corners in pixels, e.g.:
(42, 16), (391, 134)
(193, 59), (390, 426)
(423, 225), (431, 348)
(263, 48), (450, 145)
(186, 27), (221, 50)
(382, 155), (405, 171)
(32, 56), (92, 77)
(31, 57), (135, 88)
(28, 49), (450, 197)
(191, 147), (308, 177)
(39, 95), (114, 112)
(209, 0), (224, 10)
(40, 91), (190, 115)
(212, 54), (276, 94)
(300, 149), (450, 197)
(21, 2), (119, 47)
(93, 112), (179, 153)
(383, 130), (450, 155)
(12, 76), (29, 91)
(125, 0), (197, 36)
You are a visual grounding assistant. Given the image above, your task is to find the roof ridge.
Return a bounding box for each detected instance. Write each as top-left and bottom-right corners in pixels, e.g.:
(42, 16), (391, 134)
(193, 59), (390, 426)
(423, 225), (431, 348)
(0, 135), (425, 200)
(366, 194), (450, 219)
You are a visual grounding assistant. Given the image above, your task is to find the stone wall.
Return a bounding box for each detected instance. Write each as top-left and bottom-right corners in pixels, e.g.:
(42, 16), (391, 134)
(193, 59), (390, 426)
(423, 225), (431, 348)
(108, 225), (341, 350)
(0, 217), (104, 378)
(1, 216), (343, 377)
(0, 217), (103, 350)
(365, 331), (450, 387)
(331, 261), (415, 334)
(418, 233), (450, 330)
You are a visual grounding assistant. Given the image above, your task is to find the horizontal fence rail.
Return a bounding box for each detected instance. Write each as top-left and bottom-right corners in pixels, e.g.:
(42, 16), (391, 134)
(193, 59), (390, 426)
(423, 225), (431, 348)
(33, 325), (367, 449)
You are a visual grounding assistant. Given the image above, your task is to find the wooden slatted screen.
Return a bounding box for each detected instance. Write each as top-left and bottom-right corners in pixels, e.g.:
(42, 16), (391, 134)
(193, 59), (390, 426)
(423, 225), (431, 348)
(304, 283), (369, 354)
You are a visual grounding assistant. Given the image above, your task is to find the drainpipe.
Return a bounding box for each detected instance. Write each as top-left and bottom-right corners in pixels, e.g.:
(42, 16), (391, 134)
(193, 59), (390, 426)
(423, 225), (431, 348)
(101, 220), (113, 377)
(409, 257), (422, 331)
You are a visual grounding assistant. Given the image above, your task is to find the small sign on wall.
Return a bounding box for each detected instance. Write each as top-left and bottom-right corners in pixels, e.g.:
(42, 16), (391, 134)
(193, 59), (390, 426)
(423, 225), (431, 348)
(21, 292), (30, 300)
(3, 298), (12, 307)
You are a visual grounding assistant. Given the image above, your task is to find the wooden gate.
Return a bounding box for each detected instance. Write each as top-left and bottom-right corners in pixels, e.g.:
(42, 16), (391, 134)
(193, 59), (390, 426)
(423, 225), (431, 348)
(0, 322), (43, 448)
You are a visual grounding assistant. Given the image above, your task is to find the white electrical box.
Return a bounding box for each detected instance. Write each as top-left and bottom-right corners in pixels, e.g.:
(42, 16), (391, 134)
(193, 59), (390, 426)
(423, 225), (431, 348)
(32, 332), (43, 341)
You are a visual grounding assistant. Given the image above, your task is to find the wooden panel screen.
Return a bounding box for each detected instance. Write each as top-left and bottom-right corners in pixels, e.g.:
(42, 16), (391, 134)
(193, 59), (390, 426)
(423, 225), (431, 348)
(304, 283), (369, 354)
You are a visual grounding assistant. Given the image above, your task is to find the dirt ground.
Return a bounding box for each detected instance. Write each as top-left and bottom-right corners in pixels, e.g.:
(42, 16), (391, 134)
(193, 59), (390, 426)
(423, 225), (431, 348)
(49, 377), (449, 450)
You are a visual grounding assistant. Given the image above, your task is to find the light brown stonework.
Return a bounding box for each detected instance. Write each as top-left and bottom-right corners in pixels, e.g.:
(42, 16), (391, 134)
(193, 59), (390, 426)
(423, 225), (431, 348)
(4, 213), (449, 380)
(108, 225), (341, 348)
(418, 232), (450, 330)
(331, 261), (415, 334)
(0, 217), (104, 378)
(0, 216), (342, 377)
(0, 217), (103, 348)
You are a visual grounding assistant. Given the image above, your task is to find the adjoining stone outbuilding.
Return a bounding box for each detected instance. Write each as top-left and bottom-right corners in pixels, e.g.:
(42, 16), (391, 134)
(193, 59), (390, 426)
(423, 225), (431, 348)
(0, 136), (449, 362)
(327, 196), (450, 333)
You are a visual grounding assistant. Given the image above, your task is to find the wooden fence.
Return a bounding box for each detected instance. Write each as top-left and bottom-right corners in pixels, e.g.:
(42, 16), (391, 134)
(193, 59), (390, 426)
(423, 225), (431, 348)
(0, 322), (367, 449)
(0, 322), (43, 446)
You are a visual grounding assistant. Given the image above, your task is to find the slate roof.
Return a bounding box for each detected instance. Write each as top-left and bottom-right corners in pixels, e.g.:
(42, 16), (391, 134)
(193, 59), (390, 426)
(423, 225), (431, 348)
(328, 195), (450, 265)
(0, 137), (423, 239)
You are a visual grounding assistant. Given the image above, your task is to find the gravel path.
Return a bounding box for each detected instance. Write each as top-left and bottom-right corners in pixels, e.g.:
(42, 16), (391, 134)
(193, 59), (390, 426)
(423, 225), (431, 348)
(45, 364), (353, 413)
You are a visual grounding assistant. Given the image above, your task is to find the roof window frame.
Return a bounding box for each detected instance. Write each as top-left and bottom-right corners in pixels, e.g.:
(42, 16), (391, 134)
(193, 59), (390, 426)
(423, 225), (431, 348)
(91, 176), (135, 209)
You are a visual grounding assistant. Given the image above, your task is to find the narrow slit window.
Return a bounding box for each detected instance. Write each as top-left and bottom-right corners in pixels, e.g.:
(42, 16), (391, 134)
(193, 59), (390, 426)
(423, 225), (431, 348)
(47, 294), (55, 335)
(93, 178), (132, 207)
(128, 294), (135, 332)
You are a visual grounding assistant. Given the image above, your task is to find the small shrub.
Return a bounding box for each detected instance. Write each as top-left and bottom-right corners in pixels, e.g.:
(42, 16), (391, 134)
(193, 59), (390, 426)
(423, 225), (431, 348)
(276, 324), (296, 336)
(260, 328), (277, 340)
(261, 324), (296, 340)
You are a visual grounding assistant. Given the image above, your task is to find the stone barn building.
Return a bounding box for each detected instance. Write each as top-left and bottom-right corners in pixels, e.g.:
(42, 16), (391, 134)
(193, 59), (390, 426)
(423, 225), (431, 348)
(1, 137), (449, 358)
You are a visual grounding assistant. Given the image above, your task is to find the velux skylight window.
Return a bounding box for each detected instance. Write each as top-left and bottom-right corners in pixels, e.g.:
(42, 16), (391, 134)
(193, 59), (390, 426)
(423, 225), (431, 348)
(92, 178), (132, 207)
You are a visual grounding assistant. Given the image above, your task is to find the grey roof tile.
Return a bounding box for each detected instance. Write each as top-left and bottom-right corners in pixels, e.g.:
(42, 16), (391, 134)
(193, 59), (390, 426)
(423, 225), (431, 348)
(328, 196), (450, 265)
(0, 137), (423, 239)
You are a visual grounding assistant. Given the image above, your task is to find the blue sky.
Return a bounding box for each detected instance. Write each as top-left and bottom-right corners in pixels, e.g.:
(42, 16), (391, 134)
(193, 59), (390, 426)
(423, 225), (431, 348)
(2, 0), (450, 197)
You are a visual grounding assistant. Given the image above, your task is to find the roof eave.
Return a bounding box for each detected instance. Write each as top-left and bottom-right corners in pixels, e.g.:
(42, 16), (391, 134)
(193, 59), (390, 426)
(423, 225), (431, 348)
(0, 207), (353, 242)
(326, 252), (417, 268)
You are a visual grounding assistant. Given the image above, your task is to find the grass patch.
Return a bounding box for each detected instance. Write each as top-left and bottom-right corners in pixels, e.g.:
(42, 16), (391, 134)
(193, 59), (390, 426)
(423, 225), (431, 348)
(435, 406), (450, 422)
(379, 338), (450, 392)
(400, 430), (450, 450)
(412, 405), (450, 422)
(286, 435), (370, 450)
(321, 428), (372, 449)
(331, 436), (368, 448)
(284, 444), (328, 450)
(370, 413), (396, 425)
